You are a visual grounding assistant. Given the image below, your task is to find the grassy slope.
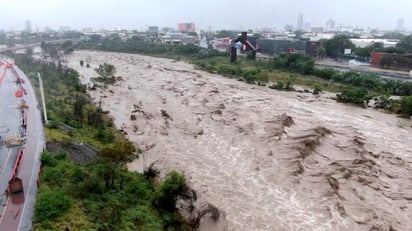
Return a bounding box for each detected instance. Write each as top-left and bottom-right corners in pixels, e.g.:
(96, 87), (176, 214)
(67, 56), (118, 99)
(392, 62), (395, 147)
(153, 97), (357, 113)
(13, 54), (188, 231)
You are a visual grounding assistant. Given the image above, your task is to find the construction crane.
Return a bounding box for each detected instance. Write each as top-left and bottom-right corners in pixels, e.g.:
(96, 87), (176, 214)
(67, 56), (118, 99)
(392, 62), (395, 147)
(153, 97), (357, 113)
(230, 32), (257, 63)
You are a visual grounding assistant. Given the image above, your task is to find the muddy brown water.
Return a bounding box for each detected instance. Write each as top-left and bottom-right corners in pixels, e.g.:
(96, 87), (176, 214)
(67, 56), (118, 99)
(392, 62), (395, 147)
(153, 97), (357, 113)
(67, 51), (412, 231)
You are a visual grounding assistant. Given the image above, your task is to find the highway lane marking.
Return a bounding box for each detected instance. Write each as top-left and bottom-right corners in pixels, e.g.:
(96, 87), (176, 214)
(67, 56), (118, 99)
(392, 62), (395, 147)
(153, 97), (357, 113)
(0, 147), (14, 179)
(0, 120), (20, 178)
(0, 196), (10, 223)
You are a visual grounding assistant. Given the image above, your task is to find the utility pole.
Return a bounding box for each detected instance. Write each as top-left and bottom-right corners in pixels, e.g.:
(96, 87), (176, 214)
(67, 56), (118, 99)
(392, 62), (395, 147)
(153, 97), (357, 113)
(37, 73), (48, 124)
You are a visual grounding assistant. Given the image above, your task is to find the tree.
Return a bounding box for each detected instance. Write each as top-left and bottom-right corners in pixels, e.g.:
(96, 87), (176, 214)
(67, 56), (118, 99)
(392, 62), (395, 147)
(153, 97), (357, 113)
(395, 36), (412, 53)
(98, 141), (140, 190)
(216, 30), (238, 38)
(323, 35), (355, 58)
(317, 47), (326, 57)
(40, 41), (47, 53)
(61, 40), (74, 54)
(153, 171), (187, 212)
(355, 45), (374, 59)
(110, 33), (121, 41)
(40, 41), (60, 59)
(87, 109), (105, 128)
(95, 63), (116, 79)
(99, 141), (139, 165)
(272, 53), (315, 75)
(73, 94), (87, 126)
(48, 46), (59, 59)
(25, 48), (33, 57)
(382, 32), (406, 40)
(89, 34), (102, 43)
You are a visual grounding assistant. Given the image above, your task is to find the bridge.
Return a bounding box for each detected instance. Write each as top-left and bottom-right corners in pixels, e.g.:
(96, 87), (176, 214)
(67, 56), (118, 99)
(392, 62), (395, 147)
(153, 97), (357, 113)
(0, 39), (79, 53)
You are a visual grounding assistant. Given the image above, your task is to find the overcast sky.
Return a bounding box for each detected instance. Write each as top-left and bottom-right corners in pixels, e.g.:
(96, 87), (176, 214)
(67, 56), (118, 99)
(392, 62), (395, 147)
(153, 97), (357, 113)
(1, 0), (411, 31)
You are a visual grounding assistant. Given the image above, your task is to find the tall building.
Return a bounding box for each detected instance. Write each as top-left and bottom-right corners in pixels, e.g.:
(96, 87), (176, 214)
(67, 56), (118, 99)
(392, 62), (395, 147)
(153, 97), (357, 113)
(326, 19), (335, 31)
(284, 24), (294, 32)
(25, 20), (32, 33)
(178, 23), (195, 33)
(397, 18), (404, 31)
(297, 14), (303, 31)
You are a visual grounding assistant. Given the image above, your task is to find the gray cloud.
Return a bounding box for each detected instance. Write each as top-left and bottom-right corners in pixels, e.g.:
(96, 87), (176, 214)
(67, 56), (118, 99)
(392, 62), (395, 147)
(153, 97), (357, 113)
(1, 0), (410, 31)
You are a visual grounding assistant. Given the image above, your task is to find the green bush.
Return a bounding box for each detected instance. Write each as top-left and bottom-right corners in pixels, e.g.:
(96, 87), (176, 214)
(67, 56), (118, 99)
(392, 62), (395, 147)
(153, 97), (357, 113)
(41, 167), (64, 186)
(400, 96), (412, 116)
(95, 128), (115, 143)
(269, 81), (285, 90)
(313, 68), (337, 79)
(273, 53), (315, 75)
(40, 151), (58, 167)
(34, 190), (72, 222)
(153, 171), (186, 212)
(313, 85), (322, 95)
(337, 88), (371, 106)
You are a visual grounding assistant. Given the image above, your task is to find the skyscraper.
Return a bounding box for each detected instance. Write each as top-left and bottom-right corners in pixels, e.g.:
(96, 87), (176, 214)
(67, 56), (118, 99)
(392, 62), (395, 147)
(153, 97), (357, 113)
(297, 14), (303, 31)
(326, 19), (336, 31)
(25, 20), (32, 33)
(397, 18), (404, 31)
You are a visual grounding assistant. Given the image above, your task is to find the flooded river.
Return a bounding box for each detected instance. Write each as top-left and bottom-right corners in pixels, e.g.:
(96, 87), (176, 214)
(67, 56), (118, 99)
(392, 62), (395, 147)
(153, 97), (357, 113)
(68, 51), (412, 231)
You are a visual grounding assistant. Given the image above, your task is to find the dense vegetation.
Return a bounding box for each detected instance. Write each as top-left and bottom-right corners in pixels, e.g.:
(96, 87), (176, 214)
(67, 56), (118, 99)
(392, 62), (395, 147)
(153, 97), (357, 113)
(78, 36), (224, 60)
(35, 151), (188, 231)
(13, 54), (192, 230)
(323, 34), (356, 58)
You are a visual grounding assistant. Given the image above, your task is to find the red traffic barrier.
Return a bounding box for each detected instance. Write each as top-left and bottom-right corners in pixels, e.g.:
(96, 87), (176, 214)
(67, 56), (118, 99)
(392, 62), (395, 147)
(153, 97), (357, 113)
(15, 90), (24, 97)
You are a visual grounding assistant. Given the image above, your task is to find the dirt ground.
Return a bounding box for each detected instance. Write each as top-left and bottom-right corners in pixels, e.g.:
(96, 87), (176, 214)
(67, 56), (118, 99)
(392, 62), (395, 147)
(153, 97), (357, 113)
(67, 50), (412, 231)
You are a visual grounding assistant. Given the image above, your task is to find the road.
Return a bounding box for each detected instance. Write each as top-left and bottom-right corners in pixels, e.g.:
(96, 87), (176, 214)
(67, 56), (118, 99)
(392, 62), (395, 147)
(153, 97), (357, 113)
(0, 59), (45, 231)
(0, 39), (80, 53)
(315, 59), (412, 81)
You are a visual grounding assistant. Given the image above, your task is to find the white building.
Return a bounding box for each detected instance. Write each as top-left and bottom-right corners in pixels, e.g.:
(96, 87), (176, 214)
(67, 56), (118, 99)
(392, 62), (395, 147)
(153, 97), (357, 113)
(350, 38), (398, 48)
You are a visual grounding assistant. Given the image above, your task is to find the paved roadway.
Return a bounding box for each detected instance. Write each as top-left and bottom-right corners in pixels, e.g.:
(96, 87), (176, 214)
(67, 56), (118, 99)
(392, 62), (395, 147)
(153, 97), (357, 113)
(315, 59), (412, 82)
(0, 59), (45, 231)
